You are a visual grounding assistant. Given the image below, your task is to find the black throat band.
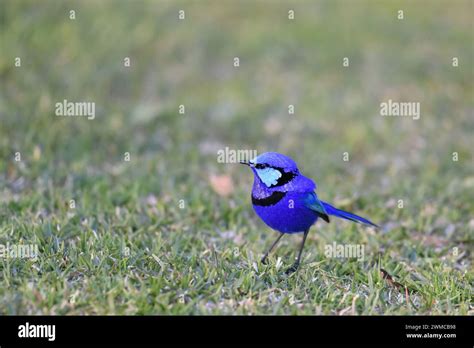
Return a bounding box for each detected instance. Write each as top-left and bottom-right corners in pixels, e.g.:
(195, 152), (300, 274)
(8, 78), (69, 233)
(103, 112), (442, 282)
(252, 191), (287, 206)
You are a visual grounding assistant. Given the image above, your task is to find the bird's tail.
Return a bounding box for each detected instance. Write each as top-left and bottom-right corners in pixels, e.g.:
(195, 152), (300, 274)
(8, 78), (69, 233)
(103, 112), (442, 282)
(322, 201), (378, 228)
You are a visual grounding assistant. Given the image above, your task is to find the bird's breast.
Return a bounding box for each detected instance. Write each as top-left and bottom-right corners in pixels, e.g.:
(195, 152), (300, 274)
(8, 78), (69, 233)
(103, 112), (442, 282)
(251, 191), (318, 233)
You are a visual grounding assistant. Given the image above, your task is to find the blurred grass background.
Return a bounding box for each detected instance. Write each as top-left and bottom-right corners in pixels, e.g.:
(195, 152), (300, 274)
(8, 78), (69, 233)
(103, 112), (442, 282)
(0, 0), (473, 314)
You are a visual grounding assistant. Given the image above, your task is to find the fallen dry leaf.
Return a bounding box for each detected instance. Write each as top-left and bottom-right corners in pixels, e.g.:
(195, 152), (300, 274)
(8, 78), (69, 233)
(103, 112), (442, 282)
(209, 174), (234, 197)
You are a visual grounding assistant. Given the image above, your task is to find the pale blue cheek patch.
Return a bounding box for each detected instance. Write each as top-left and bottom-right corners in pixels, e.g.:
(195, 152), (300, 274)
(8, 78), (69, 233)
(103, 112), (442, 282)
(256, 168), (282, 187)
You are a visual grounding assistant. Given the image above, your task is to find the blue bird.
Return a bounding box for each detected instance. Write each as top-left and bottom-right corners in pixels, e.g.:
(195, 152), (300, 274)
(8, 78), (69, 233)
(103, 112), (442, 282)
(240, 152), (378, 274)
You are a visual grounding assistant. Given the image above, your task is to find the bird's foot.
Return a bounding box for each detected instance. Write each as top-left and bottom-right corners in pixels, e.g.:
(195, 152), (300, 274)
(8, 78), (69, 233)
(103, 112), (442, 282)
(285, 262), (300, 275)
(261, 256), (268, 265)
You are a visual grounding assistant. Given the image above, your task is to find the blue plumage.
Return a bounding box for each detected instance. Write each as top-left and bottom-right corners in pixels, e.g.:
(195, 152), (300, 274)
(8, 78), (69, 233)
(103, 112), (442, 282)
(321, 201), (378, 227)
(241, 152), (378, 273)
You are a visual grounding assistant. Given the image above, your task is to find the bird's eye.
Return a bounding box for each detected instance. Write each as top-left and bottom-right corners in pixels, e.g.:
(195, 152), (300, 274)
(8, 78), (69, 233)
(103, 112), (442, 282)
(255, 163), (268, 169)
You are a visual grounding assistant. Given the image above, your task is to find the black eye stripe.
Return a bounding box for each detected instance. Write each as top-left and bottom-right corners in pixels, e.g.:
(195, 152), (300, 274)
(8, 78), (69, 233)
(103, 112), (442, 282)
(255, 164), (298, 187)
(270, 168), (297, 187)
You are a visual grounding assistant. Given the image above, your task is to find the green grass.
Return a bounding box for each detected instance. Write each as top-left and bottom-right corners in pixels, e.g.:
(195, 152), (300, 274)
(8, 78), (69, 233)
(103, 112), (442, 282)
(0, 0), (473, 315)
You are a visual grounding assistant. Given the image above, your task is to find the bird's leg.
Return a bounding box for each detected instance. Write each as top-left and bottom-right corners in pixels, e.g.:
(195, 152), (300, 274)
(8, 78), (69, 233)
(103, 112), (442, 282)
(285, 229), (310, 274)
(261, 233), (284, 264)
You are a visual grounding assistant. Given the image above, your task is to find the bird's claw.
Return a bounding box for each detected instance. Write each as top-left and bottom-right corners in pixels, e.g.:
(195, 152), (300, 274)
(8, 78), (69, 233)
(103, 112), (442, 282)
(261, 256), (268, 265)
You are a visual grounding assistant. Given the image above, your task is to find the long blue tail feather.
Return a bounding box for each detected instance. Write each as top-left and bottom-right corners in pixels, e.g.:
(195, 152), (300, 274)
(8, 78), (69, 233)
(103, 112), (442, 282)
(322, 201), (378, 228)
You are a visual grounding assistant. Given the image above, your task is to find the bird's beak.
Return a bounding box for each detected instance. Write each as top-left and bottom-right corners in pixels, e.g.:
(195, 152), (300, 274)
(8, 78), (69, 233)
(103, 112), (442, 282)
(239, 161), (254, 167)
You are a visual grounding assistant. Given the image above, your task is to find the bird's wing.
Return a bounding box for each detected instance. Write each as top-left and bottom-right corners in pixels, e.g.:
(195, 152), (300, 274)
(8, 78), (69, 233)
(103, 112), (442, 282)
(303, 192), (330, 223)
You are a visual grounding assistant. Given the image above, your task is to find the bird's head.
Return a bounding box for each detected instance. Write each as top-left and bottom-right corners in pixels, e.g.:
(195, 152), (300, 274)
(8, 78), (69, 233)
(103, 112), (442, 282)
(240, 152), (299, 188)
